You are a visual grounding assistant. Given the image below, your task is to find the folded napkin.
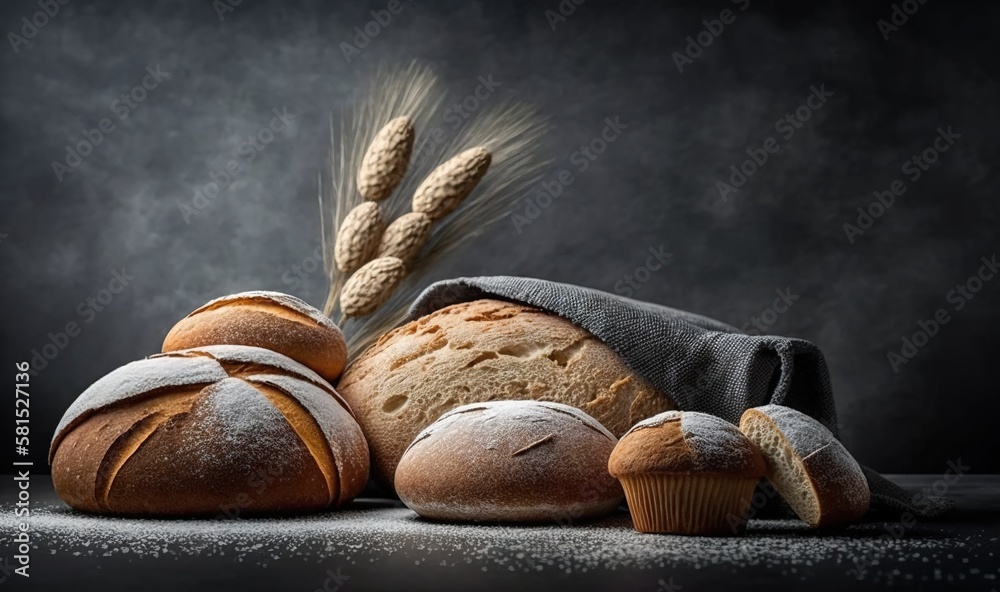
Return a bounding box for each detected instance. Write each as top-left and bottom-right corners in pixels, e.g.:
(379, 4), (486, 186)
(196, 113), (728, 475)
(409, 276), (953, 518)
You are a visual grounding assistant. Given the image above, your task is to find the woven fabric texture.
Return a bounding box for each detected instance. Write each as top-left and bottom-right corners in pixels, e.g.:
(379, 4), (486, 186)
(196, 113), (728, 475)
(409, 276), (953, 518)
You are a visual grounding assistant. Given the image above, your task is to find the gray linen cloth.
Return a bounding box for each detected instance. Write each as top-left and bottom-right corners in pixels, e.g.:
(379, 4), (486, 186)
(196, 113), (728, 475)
(409, 276), (953, 518)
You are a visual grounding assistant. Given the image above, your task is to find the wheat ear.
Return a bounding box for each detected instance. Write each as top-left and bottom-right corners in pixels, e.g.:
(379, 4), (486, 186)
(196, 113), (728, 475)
(320, 64), (549, 355)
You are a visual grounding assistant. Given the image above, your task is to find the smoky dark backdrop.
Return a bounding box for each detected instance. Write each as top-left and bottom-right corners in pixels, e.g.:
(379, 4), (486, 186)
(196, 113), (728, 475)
(1, 0), (997, 474)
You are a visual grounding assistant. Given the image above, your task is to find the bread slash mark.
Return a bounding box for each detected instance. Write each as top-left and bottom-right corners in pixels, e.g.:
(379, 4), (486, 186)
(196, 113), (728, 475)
(511, 433), (555, 456)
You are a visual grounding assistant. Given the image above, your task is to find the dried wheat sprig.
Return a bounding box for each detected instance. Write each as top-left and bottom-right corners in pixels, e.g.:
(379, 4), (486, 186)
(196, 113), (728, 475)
(321, 64), (549, 356)
(341, 100), (549, 356)
(321, 62), (445, 318)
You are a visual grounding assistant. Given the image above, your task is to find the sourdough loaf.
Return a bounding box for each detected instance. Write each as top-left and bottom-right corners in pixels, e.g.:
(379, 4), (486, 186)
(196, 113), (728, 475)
(49, 345), (368, 516)
(395, 400), (623, 523)
(337, 298), (675, 489)
(162, 291), (348, 381)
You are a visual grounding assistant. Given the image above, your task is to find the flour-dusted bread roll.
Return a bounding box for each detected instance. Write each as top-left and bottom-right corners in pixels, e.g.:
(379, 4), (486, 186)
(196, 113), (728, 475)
(739, 405), (870, 527)
(49, 345), (368, 517)
(338, 299), (675, 489)
(608, 410), (765, 535)
(162, 291), (348, 382)
(395, 401), (623, 523)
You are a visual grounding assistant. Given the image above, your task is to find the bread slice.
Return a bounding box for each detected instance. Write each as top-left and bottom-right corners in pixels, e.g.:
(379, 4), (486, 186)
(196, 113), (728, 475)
(739, 405), (869, 527)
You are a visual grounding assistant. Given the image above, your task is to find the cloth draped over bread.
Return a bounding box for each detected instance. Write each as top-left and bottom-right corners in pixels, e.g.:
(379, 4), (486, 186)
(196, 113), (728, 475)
(408, 276), (953, 518)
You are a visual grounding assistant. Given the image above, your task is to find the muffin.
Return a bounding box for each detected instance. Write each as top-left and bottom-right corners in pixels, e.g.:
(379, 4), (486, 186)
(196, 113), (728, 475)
(608, 410), (765, 535)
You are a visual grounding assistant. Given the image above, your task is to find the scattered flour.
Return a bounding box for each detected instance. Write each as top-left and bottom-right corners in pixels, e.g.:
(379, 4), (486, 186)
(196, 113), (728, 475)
(0, 502), (992, 586)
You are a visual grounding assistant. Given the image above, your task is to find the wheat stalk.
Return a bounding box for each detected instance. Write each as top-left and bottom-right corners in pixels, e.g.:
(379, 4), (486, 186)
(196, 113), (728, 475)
(320, 63), (549, 355)
(320, 62), (442, 318)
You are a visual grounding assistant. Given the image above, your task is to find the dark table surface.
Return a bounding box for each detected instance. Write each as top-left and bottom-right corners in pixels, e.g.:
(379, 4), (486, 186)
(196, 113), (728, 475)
(1, 475), (998, 591)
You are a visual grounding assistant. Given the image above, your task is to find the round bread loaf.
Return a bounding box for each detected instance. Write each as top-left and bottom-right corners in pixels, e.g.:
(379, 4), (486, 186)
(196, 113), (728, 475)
(739, 404), (870, 528)
(337, 299), (675, 490)
(608, 410), (765, 535)
(162, 291), (348, 382)
(49, 345), (369, 516)
(395, 400), (623, 522)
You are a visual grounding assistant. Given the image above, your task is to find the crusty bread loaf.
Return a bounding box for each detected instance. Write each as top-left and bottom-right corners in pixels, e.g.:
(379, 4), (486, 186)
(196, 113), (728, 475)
(337, 299), (675, 489)
(162, 291), (348, 382)
(49, 345), (368, 516)
(394, 401), (623, 523)
(739, 405), (870, 528)
(608, 410), (765, 535)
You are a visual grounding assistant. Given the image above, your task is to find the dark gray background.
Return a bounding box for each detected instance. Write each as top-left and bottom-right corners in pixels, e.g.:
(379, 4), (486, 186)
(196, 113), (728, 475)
(1, 0), (997, 473)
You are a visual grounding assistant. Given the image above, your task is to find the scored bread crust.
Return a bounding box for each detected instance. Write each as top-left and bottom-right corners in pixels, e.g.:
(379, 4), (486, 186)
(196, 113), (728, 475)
(608, 410), (765, 478)
(394, 401), (623, 522)
(162, 291), (348, 382)
(739, 405), (870, 527)
(337, 299), (676, 490)
(49, 346), (368, 516)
